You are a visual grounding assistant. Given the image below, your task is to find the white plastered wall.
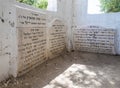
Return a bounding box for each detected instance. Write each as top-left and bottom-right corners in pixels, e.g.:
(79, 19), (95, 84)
(0, 0), (73, 81)
(72, 0), (120, 54)
(0, 0), (18, 81)
(1, 0), (120, 82)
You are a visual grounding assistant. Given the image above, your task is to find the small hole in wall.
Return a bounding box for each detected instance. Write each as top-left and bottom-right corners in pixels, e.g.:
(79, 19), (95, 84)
(1, 19), (4, 23)
(9, 12), (11, 14)
(71, 50), (75, 52)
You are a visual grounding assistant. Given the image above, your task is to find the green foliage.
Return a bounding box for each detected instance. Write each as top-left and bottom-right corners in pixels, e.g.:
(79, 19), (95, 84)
(35, 0), (48, 9)
(99, 0), (120, 13)
(16, 0), (48, 9)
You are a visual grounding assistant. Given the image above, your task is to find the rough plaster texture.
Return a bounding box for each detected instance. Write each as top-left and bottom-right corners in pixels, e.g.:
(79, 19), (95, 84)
(72, 0), (120, 54)
(16, 7), (48, 76)
(0, 0), (69, 81)
(0, 0), (120, 82)
(73, 26), (116, 54)
(16, 6), (67, 76)
(0, 52), (120, 88)
(0, 0), (17, 81)
(48, 19), (67, 59)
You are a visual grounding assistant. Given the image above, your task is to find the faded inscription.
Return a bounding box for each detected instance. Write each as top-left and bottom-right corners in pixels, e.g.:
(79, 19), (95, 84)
(17, 8), (47, 75)
(48, 19), (66, 58)
(74, 26), (116, 54)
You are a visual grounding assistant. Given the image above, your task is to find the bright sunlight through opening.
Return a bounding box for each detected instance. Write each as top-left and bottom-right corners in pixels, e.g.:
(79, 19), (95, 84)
(88, 0), (103, 14)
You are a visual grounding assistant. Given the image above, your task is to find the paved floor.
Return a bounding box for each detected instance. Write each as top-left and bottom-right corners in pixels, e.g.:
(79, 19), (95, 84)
(0, 51), (120, 88)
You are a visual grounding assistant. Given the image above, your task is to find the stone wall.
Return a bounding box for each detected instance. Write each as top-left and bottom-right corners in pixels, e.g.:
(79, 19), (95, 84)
(0, 0), (120, 82)
(16, 7), (47, 76)
(48, 19), (67, 59)
(0, 0), (17, 81)
(72, 0), (120, 54)
(73, 25), (116, 54)
(0, 0), (68, 81)
(16, 7), (67, 76)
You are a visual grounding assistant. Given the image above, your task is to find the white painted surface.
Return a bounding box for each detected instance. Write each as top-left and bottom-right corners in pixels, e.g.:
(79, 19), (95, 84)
(16, 7), (48, 76)
(0, 0), (17, 81)
(0, 0), (69, 81)
(1, 0), (120, 82)
(48, 19), (67, 59)
(73, 26), (116, 54)
(0, 55), (9, 82)
(72, 0), (120, 54)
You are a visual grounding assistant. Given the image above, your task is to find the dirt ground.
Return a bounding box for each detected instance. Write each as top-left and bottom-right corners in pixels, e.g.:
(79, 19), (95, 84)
(0, 51), (120, 88)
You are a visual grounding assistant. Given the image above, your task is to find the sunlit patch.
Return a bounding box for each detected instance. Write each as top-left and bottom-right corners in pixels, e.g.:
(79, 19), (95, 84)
(109, 81), (115, 85)
(47, 0), (57, 11)
(87, 0), (103, 14)
(43, 64), (115, 88)
(43, 64), (116, 88)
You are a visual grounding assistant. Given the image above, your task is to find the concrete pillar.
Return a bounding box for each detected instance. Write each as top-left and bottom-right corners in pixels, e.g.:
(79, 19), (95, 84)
(72, 0), (88, 26)
(0, 0), (18, 81)
(55, 0), (73, 51)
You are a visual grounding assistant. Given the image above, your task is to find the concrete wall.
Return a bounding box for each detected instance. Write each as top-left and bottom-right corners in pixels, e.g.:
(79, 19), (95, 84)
(0, 0), (70, 81)
(1, 0), (120, 82)
(0, 0), (18, 81)
(73, 26), (116, 54)
(72, 0), (120, 54)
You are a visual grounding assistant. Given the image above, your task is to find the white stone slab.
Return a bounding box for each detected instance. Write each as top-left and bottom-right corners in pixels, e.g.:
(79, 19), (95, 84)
(48, 19), (67, 59)
(16, 7), (47, 76)
(73, 26), (116, 54)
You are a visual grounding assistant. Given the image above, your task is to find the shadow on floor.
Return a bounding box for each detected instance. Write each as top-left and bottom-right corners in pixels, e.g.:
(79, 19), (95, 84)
(0, 51), (120, 88)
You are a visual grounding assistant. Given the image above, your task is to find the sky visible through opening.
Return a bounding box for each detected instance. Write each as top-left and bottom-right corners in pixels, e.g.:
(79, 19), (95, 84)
(88, 0), (103, 14)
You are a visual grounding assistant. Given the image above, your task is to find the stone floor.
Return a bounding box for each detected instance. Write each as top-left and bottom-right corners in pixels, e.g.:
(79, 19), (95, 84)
(0, 51), (120, 88)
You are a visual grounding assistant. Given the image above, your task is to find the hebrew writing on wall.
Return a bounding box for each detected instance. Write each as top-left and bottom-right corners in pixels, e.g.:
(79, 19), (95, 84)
(74, 26), (116, 54)
(16, 8), (47, 76)
(48, 19), (67, 59)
